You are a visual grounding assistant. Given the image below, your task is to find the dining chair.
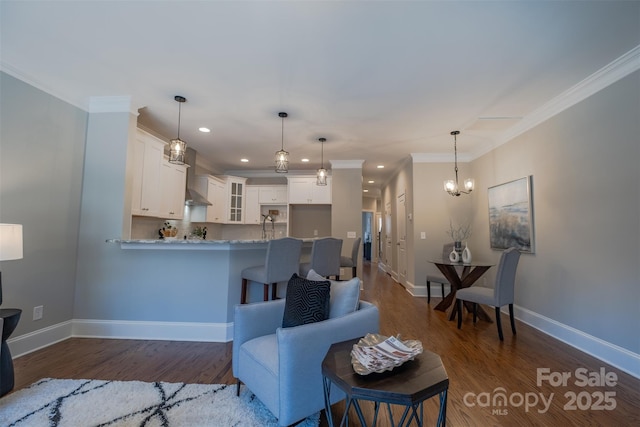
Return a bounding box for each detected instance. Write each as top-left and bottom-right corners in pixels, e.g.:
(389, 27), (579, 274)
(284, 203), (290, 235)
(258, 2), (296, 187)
(299, 237), (343, 280)
(455, 247), (521, 341)
(426, 242), (455, 303)
(241, 237), (303, 304)
(339, 237), (361, 279)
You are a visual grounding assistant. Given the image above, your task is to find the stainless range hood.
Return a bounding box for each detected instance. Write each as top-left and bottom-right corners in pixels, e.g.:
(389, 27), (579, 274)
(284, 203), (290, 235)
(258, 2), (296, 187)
(184, 147), (212, 206)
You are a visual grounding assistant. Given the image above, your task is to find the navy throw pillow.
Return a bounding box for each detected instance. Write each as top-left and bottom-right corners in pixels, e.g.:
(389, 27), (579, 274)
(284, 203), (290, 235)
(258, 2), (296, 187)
(282, 273), (331, 328)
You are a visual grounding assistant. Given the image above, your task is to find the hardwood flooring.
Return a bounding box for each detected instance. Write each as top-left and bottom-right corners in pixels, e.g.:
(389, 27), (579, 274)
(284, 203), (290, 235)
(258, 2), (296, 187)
(10, 261), (640, 426)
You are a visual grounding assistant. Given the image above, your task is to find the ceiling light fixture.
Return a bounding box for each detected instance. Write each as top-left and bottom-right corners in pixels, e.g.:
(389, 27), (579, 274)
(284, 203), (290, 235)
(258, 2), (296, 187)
(169, 95), (187, 165)
(275, 112), (289, 173)
(444, 130), (474, 196)
(316, 137), (328, 186)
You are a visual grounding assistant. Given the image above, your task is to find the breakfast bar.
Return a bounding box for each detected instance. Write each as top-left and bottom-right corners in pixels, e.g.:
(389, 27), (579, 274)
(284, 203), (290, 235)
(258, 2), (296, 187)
(99, 238), (313, 342)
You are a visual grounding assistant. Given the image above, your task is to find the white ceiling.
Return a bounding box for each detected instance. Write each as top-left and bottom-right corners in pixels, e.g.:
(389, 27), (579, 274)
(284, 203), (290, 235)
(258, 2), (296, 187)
(2, 1), (639, 189)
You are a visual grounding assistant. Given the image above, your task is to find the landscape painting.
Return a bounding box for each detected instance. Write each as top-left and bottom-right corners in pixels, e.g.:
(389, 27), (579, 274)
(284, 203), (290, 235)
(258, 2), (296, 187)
(488, 176), (534, 253)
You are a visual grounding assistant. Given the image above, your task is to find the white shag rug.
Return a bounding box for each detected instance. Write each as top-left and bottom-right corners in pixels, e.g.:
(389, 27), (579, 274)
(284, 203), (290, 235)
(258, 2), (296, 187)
(0, 378), (320, 427)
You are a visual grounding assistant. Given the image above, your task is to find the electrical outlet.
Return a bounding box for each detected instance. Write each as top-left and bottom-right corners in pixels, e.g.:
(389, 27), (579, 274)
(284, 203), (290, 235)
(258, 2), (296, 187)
(313, 229), (318, 236)
(33, 305), (43, 321)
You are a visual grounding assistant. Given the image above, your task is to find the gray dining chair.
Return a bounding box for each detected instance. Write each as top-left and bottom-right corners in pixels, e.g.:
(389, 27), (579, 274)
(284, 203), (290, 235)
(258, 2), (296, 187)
(426, 242), (455, 303)
(241, 237), (303, 304)
(339, 237), (361, 279)
(455, 247), (521, 341)
(299, 237), (342, 280)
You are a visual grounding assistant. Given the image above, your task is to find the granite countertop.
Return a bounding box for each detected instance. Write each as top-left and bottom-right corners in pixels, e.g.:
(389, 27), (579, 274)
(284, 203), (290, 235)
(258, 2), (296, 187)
(106, 238), (270, 244)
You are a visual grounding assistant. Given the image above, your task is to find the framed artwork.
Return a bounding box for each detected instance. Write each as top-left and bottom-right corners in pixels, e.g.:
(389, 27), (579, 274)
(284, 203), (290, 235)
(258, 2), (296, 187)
(488, 176), (535, 253)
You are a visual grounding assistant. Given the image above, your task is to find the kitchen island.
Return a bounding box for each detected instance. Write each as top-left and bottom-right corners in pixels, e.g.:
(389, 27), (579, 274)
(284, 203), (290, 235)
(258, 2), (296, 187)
(91, 238), (314, 343)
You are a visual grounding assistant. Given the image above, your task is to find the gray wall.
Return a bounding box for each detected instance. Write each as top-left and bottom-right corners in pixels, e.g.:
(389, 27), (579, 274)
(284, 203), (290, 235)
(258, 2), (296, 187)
(382, 70), (639, 355)
(469, 71), (639, 353)
(289, 204), (331, 238)
(331, 167), (363, 277)
(0, 72), (87, 337)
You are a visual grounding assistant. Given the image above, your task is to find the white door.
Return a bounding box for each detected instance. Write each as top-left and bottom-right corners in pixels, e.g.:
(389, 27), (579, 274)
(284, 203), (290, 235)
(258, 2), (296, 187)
(397, 194), (407, 286)
(384, 202), (392, 268)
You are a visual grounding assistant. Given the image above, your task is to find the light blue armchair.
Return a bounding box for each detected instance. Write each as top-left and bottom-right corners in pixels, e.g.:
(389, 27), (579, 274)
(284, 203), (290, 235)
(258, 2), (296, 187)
(233, 298), (379, 426)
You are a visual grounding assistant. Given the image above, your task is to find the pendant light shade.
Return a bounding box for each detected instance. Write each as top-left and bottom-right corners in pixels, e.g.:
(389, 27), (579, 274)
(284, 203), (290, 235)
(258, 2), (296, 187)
(444, 130), (474, 196)
(275, 112), (289, 173)
(169, 96), (187, 165)
(316, 137), (327, 186)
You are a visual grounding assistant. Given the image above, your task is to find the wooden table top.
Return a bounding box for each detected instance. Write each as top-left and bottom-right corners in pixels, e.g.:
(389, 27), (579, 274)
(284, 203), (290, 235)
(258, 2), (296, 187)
(322, 338), (449, 406)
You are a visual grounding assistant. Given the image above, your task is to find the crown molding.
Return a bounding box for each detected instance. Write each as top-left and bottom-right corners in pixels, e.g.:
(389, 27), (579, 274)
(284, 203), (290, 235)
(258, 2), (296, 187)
(89, 96), (134, 114)
(479, 44), (640, 158)
(411, 153), (473, 163)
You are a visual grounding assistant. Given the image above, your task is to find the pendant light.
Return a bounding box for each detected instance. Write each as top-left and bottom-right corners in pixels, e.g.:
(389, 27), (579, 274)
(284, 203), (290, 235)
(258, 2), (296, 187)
(444, 130), (474, 196)
(275, 112), (289, 173)
(169, 95), (187, 165)
(316, 137), (328, 186)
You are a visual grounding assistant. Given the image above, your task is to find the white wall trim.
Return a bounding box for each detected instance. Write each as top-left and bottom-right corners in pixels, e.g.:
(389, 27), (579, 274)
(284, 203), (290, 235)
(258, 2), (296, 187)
(474, 44), (640, 159)
(7, 321), (73, 359)
(510, 305), (640, 379)
(9, 319), (234, 359)
(88, 96), (135, 114)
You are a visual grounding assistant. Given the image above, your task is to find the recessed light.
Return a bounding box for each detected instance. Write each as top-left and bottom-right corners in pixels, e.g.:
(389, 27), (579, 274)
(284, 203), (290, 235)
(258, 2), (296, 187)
(241, 158), (249, 163)
(199, 127), (211, 133)
(377, 165), (384, 169)
(301, 158), (310, 163)
(363, 189), (369, 192)
(368, 180), (375, 184)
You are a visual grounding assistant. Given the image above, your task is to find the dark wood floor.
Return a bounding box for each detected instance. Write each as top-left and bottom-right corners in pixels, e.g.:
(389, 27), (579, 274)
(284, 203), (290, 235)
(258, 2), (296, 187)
(10, 261), (640, 426)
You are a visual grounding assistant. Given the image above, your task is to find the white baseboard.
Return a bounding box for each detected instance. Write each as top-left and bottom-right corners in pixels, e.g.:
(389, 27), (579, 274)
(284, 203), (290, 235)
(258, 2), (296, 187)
(9, 319), (234, 359)
(510, 305), (640, 379)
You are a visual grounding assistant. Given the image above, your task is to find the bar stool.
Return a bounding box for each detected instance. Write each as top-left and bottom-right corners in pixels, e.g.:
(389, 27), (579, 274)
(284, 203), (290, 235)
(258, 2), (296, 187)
(241, 237), (303, 304)
(299, 237), (342, 280)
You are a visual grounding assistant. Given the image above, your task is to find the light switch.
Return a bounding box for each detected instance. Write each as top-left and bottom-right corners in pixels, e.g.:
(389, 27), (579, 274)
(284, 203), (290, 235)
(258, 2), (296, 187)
(347, 231), (356, 238)
(420, 232), (426, 239)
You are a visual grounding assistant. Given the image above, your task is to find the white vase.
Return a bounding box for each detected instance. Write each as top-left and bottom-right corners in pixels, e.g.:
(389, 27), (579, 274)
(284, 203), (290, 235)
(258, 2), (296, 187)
(449, 248), (460, 263)
(462, 244), (472, 263)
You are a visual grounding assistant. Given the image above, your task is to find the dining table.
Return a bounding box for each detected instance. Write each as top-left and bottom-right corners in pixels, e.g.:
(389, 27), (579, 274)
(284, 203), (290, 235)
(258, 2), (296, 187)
(428, 258), (495, 322)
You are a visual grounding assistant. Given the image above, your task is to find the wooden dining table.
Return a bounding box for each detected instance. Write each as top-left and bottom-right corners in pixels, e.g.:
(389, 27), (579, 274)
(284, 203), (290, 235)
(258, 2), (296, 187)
(428, 259), (495, 322)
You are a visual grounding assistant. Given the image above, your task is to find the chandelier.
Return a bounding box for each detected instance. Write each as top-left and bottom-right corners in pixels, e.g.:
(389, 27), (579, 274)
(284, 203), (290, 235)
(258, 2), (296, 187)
(316, 137), (327, 186)
(444, 131), (474, 196)
(275, 112), (289, 173)
(169, 96), (187, 165)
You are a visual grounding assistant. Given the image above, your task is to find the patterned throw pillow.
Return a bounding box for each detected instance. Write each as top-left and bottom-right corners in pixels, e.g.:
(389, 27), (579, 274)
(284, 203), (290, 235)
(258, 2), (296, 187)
(282, 273), (331, 328)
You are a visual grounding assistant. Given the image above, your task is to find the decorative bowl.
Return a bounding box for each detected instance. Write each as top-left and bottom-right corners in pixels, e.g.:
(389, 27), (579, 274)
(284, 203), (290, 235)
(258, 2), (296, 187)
(351, 333), (423, 375)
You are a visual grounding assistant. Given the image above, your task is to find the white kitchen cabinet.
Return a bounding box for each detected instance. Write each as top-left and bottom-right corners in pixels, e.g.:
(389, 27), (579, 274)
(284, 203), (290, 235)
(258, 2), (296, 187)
(192, 175), (226, 223)
(245, 187), (261, 224)
(160, 161), (187, 219)
(259, 186), (288, 204)
(131, 129), (165, 217)
(223, 176), (247, 223)
(287, 176), (332, 204)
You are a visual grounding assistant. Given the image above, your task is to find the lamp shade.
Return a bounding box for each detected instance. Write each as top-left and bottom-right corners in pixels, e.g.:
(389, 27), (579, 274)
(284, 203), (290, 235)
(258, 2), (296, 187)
(0, 224), (23, 261)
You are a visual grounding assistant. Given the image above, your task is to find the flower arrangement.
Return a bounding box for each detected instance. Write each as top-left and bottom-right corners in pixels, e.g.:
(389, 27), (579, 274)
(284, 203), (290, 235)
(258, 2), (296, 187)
(192, 226), (207, 240)
(161, 221), (178, 238)
(446, 219), (472, 242)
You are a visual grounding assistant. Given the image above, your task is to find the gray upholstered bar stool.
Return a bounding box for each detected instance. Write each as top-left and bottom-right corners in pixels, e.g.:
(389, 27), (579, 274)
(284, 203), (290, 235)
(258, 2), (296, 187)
(299, 237), (342, 280)
(426, 242), (455, 303)
(339, 237), (361, 279)
(241, 237), (303, 304)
